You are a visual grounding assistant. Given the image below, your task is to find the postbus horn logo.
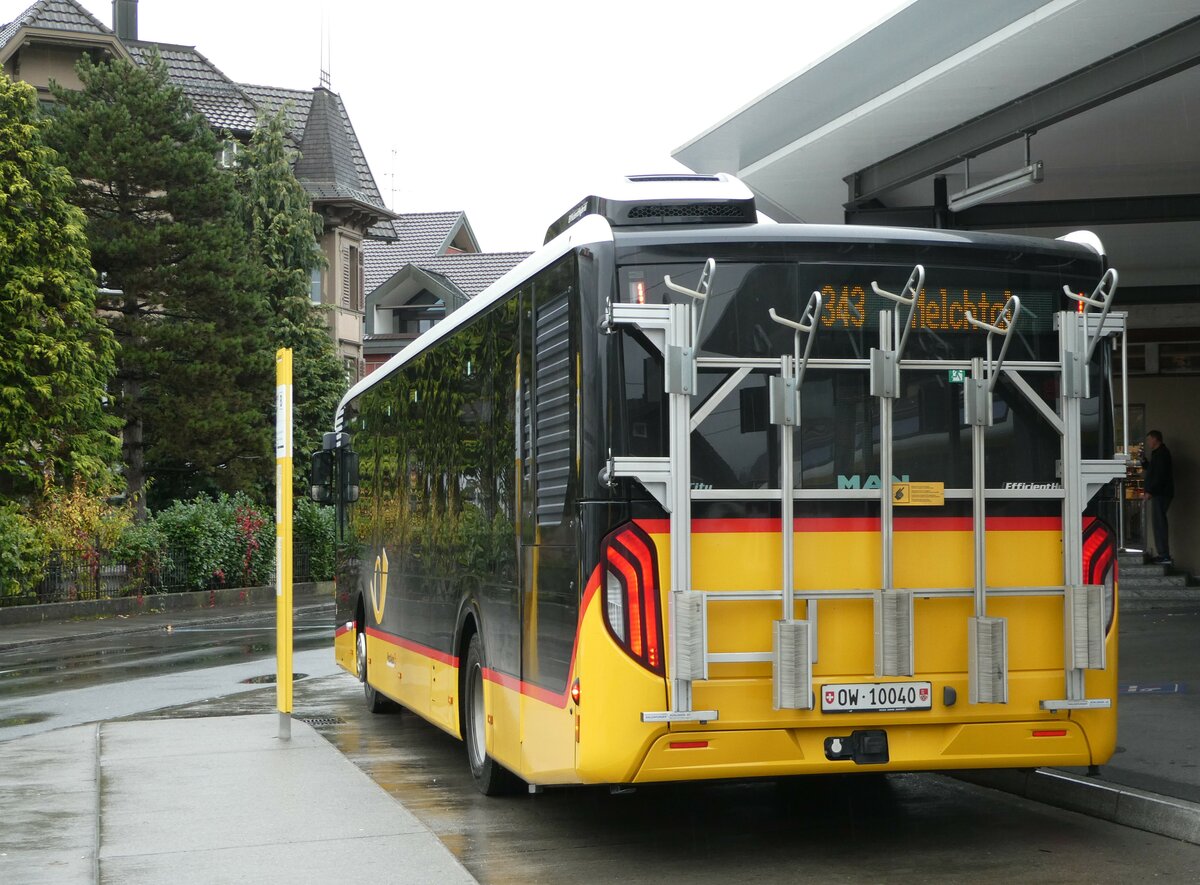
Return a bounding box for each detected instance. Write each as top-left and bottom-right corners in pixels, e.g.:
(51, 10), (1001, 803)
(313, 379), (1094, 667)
(369, 549), (388, 623)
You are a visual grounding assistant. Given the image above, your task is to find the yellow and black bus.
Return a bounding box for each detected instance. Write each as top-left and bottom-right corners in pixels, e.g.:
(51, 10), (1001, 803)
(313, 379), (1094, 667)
(313, 174), (1125, 795)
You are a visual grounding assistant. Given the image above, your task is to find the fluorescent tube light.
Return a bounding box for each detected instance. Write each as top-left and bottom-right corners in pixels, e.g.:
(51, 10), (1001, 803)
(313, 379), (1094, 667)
(947, 161), (1043, 212)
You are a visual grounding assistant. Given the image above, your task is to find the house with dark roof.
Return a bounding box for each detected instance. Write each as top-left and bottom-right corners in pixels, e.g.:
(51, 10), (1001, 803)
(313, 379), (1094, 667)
(1, 0), (526, 383)
(361, 213), (529, 373)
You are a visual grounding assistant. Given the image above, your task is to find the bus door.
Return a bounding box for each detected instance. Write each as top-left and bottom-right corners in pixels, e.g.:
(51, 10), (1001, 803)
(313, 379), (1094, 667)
(518, 257), (580, 779)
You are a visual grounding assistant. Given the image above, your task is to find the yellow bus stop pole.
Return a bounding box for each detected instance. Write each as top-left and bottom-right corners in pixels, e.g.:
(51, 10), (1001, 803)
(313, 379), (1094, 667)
(275, 348), (294, 739)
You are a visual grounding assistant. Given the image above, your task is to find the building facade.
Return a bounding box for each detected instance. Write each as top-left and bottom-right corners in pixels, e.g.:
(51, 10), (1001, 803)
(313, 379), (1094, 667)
(1, 0), (400, 381)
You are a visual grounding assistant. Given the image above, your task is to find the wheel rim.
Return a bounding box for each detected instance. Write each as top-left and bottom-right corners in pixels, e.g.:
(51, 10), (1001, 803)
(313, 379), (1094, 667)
(468, 662), (486, 769)
(356, 629), (367, 682)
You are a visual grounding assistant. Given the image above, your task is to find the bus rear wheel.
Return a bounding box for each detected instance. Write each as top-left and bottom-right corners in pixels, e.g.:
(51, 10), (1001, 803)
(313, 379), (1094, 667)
(463, 633), (522, 796)
(356, 624), (393, 714)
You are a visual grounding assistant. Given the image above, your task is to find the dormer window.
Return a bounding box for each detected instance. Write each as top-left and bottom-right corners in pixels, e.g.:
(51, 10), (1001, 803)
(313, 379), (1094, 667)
(218, 139), (239, 169)
(391, 291), (445, 335)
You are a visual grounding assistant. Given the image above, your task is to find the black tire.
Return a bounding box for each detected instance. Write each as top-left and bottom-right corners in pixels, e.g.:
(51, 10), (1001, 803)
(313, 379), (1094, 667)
(463, 633), (523, 796)
(356, 623), (394, 714)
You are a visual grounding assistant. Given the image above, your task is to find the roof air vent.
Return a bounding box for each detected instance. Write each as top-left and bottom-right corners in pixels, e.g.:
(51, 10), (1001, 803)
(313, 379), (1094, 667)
(545, 173), (756, 243)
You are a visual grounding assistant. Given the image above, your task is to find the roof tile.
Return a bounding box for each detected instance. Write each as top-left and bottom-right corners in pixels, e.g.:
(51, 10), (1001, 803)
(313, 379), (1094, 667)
(364, 247), (531, 298)
(126, 41), (259, 132)
(1, 0), (112, 50)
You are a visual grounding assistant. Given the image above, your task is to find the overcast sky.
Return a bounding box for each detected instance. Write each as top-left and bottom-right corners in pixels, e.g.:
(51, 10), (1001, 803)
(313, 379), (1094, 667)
(24, 1), (909, 252)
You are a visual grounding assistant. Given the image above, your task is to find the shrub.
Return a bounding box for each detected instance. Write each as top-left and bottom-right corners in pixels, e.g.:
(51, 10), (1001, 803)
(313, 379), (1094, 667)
(151, 493), (273, 590)
(33, 482), (130, 555)
(0, 505), (49, 599)
(293, 497), (334, 580)
(112, 520), (167, 595)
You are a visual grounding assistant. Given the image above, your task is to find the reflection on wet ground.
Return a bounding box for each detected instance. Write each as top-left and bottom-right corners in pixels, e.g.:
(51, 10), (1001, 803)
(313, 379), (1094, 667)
(0, 613), (331, 698)
(0, 712), (50, 728)
(149, 673), (1200, 884)
(6, 614), (1198, 882)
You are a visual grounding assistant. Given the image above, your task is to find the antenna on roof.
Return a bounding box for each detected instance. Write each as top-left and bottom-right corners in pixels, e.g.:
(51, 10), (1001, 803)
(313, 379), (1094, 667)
(319, 6), (332, 89)
(389, 148), (398, 211)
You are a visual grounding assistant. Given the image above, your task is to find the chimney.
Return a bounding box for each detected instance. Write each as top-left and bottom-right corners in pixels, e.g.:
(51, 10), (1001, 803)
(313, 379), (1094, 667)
(112, 0), (138, 41)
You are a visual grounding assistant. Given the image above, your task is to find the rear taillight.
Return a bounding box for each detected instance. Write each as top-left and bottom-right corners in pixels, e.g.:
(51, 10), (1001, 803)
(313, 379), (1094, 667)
(601, 522), (664, 675)
(1082, 518), (1117, 631)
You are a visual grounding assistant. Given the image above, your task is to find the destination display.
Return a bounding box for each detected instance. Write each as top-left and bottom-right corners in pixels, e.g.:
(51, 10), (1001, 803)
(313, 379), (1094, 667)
(816, 284), (1057, 334)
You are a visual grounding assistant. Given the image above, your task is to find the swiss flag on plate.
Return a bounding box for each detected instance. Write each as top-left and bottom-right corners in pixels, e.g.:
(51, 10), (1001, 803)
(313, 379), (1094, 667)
(825, 690), (835, 704)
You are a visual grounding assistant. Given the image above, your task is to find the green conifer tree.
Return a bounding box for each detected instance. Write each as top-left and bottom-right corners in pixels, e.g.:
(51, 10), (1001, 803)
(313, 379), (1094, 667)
(45, 54), (273, 516)
(0, 73), (119, 499)
(236, 109), (346, 491)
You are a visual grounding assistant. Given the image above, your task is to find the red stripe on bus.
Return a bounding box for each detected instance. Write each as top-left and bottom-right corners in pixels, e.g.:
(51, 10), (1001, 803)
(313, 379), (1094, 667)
(480, 665), (570, 707)
(364, 626), (458, 667)
(635, 516), (1062, 534)
(480, 566), (605, 712)
(334, 621), (354, 638)
(363, 566), (615, 712)
(482, 667), (521, 692)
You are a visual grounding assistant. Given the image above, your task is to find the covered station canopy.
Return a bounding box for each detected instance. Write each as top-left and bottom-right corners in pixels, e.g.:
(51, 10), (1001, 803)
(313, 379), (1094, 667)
(673, 0), (1200, 304)
(674, 0), (1200, 566)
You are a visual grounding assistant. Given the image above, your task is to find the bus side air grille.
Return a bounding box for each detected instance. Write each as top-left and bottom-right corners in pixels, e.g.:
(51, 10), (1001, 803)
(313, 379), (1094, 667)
(534, 293), (571, 526)
(968, 616), (1008, 704)
(773, 620), (813, 710)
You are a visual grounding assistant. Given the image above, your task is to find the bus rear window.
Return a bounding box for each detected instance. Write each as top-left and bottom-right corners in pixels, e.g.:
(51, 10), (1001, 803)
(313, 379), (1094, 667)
(621, 261), (1084, 362)
(614, 260), (1106, 492)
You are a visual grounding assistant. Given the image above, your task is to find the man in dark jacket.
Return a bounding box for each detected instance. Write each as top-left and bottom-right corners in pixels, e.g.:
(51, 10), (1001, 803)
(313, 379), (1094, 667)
(1143, 430), (1174, 565)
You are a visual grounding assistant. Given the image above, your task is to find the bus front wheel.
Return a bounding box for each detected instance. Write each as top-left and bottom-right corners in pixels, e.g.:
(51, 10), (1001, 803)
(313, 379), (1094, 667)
(463, 633), (522, 796)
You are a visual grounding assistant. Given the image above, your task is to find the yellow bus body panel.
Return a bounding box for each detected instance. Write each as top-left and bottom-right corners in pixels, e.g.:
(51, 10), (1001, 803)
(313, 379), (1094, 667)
(334, 622), (355, 674)
(341, 522), (1117, 786)
(629, 524), (1118, 781)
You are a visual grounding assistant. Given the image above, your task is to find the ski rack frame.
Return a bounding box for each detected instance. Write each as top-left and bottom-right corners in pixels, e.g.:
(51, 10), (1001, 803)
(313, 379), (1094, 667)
(602, 259), (1126, 724)
(869, 266), (924, 678)
(963, 294), (1022, 704)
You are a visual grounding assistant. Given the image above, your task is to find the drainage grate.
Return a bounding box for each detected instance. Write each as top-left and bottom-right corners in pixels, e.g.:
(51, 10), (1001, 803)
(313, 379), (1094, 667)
(240, 673), (309, 684)
(298, 716), (345, 727)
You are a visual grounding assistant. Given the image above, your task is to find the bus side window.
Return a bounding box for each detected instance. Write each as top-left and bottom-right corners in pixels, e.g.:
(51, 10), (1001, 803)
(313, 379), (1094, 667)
(618, 330), (667, 458)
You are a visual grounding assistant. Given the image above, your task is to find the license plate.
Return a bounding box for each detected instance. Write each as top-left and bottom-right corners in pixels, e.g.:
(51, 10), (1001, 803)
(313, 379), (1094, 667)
(821, 681), (932, 713)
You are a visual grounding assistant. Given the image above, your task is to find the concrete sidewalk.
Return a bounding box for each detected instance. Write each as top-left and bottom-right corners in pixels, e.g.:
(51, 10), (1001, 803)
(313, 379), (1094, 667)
(0, 715), (478, 885)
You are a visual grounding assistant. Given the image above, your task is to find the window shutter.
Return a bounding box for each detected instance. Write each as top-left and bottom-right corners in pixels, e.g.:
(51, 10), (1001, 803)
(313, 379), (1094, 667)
(341, 248), (351, 308)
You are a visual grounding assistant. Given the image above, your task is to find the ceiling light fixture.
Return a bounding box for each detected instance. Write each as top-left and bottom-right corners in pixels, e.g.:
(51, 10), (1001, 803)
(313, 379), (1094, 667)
(947, 133), (1043, 213)
(948, 161), (1044, 212)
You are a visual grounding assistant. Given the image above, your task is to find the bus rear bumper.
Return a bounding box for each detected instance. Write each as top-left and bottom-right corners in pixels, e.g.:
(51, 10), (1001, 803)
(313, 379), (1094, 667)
(631, 720), (1095, 783)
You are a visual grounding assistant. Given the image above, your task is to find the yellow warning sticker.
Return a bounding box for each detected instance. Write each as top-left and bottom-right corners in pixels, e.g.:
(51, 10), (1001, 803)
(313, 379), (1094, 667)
(891, 482), (945, 507)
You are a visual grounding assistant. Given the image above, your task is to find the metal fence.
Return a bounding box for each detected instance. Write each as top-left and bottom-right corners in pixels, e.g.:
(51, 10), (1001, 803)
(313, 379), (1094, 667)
(4, 543), (324, 607)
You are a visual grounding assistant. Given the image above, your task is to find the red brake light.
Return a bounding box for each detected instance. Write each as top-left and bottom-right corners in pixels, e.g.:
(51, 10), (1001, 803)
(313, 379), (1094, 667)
(600, 522), (664, 675)
(570, 678), (581, 706)
(1082, 518), (1117, 631)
